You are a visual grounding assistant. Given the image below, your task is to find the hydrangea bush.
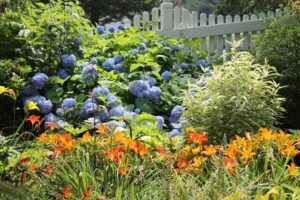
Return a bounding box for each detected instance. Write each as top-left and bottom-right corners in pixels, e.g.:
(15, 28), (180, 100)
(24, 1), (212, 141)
(20, 23), (209, 137)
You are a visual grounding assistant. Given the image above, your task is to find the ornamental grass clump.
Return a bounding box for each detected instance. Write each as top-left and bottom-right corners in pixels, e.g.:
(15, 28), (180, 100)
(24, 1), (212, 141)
(183, 41), (285, 140)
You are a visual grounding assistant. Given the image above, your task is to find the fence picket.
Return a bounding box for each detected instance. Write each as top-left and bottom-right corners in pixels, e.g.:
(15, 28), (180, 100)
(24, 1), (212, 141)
(183, 8), (190, 28)
(192, 11), (199, 27)
(174, 6), (181, 29)
(143, 11), (150, 30)
(208, 14), (217, 59)
(134, 15), (141, 29)
(225, 15), (233, 55)
(276, 9), (283, 17)
(217, 15), (225, 56)
(242, 14), (251, 50)
(151, 7), (159, 31)
(200, 13), (207, 51)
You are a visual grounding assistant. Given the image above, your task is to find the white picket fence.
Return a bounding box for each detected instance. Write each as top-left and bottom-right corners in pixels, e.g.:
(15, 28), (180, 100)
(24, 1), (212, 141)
(129, 0), (291, 58)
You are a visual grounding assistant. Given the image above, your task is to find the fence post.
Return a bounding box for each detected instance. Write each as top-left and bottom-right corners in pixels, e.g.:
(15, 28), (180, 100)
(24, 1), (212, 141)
(161, 0), (174, 37)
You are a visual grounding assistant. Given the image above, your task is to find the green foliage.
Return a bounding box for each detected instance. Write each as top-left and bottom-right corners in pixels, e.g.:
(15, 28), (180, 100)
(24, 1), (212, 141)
(254, 14), (300, 129)
(183, 42), (285, 140)
(1, 0), (92, 74)
(215, 0), (288, 16)
(182, 0), (223, 14)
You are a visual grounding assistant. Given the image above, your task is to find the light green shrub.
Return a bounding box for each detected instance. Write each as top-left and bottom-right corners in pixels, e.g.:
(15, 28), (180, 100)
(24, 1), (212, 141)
(182, 41), (285, 140)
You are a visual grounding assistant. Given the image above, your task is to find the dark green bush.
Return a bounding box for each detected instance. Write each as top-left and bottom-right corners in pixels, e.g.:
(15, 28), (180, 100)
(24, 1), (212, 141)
(254, 14), (300, 129)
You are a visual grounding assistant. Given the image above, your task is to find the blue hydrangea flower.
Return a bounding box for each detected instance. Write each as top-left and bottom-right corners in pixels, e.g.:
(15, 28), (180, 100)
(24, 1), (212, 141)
(108, 25), (115, 33)
(129, 80), (151, 97)
(90, 57), (98, 65)
(140, 74), (157, 87)
(106, 95), (117, 108)
(39, 100), (53, 114)
(31, 72), (48, 90)
(131, 49), (139, 56)
(198, 81), (206, 88)
(55, 119), (69, 128)
(58, 69), (69, 79)
(196, 59), (207, 67)
(96, 109), (109, 121)
(106, 120), (126, 128)
(109, 106), (125, 117)
(162, 71), (171, 81)
(156, 116), (164, 130)
(113, 55), (123, 64)
(62, 98), (76, 109)
(170, 129), (180, 137)
(21, 84), (38, 96)
(180, 63), (189, 69)
(117, 24), (124, 30)
(102, 58), (115, 71)
(174, 45), (181, 52)
(134, 108), (141, 114)
(44, 113), (56, 123)
(82, 63), (98, 82)
(149, 86), (162, 102)
(96, 25), (105, 34)
(61, 54), (76, 68)
(24, 95), (52, 114)
(72, 38), (81, 46)
(169, 105), (184, 124)
(56, 108), (64, 117)
(139, 43), (147, 50)
(80, 102), (97, 119)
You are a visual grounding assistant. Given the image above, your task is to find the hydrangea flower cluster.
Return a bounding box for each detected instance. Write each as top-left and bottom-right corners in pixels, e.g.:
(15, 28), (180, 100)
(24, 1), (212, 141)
(162, 71), (171, 81)
(44, 113), (69, 128)
(140, 74), (157, 87)
(82, 62), (98, 82)
(156, 116), (164, 130)
(61, 98), (76, 109)
(58, 69), (69, 79)
(131, 49), (139, 56)
(196, 59), (207, 68)
(79, 99), (97, 119)
(180, 63), (189, 69)
(169, 105), (184, 124)
(60, 54), (76, 68)
(129, 80), (162, 102)
(31, 73), (48, 90)
(24, 95), (53, 114)
(102, 55), (124, 72)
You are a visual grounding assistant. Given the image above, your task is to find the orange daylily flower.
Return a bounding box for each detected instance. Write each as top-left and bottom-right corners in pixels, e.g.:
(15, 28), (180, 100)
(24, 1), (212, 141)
(80, 132), (91, 143)
(81, 185), (93, 200)
(259, 128), (276, 141)
(185, 126), (195, 133)
(288, 162), (300, 179)
(108, 146), (126, 164)
(192, 146), (202, 155)
(119, 167), (130, 176)
(239, 146), (256, 163)
(59, 185), (73, 199)
(50, 146), (65, 157)
(96, 123), (110, 135)
(281, 141), (300, 157)
(187, 133), (208, 146)
(202, 145), (220, 158)
(29, 164), (38, 172)
(132, 142), (148, 156)
(224, 143), (239, 158)
(44, 164), (56, 175)
(176, 158), (189, 173)
(46, 122), (58, 131)
(223, 157), (238, 174)
(191, 156), (207, 168)
(26, 115), (41, 126)
(36, 133), (50, 143)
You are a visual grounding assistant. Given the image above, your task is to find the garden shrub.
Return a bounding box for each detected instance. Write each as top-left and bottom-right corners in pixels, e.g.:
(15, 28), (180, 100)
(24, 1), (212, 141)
(182, 42), (285, 141)
(254, 14), (300, 129)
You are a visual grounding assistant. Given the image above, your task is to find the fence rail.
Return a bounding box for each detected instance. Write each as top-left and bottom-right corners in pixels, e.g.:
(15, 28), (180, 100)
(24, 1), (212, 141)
(128, 0), (291, 58)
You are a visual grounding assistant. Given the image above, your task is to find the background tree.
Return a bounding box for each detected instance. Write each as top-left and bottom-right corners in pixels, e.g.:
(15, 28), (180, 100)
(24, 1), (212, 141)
(215, 0), (288, 15)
